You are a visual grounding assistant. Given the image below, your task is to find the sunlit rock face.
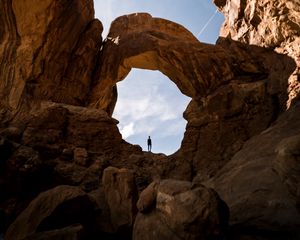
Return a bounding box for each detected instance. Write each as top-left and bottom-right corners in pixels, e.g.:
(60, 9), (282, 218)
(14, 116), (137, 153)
(0, 0), (102, 123)
(214, 0), (300, 106)
(88, 13), (234, 115)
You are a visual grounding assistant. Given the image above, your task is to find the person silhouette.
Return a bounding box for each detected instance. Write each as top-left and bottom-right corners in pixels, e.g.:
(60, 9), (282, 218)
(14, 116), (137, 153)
(147, 136), (152, 152)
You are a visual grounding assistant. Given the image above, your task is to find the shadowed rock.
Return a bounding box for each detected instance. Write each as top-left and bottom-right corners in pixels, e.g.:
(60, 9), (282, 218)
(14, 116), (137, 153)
(4, 185), (95, 240)
(206, 104), (300, 238)
(22, 224), (84, 240)
(102, 167), (138, 236)
(133, 179), (229, 240)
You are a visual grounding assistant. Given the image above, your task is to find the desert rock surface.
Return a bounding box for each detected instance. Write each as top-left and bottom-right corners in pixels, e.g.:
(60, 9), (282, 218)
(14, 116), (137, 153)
(0, 0), (299, 239)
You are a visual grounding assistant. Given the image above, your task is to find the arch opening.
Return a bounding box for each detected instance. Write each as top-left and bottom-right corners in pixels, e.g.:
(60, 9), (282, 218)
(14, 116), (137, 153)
(112, 68), (191, 155)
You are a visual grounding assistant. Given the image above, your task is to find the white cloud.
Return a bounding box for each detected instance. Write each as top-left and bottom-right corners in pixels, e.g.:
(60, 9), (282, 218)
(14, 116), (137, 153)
(114, 88), (179, 123)
(112, 69), (191, 153)
(160, 120), (186, 137)
(113, 70), (187, 124)
(119, 122), (135, 139)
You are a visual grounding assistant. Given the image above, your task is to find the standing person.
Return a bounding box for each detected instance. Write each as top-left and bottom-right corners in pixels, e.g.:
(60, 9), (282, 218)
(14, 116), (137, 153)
(147, 136), (152, 152)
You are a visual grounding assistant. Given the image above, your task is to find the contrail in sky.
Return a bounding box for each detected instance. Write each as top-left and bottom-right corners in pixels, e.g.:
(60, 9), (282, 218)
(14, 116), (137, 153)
(197, 9), (218, 38)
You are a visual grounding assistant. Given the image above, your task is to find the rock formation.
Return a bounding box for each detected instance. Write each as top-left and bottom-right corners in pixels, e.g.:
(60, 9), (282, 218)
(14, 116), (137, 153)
(4, 185), (94, 240)
(0, 0), (299, 239)
(0, 0), (102, 123)
(88, 13), (234, 114)
(206, 103), (300, 238)
(214, 0), (300, 106)
(102, 167), (138, 235)
(88, 12), (297, 180)
(133, 179), (229, 240)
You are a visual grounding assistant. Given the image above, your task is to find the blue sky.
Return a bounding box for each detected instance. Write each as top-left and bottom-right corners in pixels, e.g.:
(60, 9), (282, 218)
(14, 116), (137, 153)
(94, 1), (224, 155)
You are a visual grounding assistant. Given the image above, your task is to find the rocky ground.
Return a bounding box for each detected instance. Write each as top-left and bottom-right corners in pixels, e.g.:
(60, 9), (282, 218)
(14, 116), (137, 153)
(0, 0), (299, 239)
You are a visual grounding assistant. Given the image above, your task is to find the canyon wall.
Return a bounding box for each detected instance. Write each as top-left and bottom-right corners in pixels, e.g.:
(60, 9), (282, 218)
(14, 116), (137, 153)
(0, 0), (299, 239)
(214, 0), (300, 106)
(0, 0), (102, 124)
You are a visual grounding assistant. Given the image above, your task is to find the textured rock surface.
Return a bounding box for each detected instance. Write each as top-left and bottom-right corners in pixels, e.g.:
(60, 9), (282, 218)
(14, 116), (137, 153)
(89, 13), (234, 115)
(136, 181), (158, 213)
(4, 185), (94, 240)
(0, 0), (102, 123)
(0, 0), (300, 239)
(206, 104), (300, 238)
(0, 2), (297, 184)
(133, 179), (229, 240)
(214, 0), (300, 106)
(102, 167), (138, 233)
(89, 12), (296, 180)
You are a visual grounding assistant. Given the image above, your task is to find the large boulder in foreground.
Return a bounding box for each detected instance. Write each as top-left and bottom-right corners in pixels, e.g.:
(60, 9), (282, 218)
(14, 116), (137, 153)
(5, 185), (95, 240)
(133, 179), (229, 240)
(206, 104), (300, 239)
(102, 166), (138, 235)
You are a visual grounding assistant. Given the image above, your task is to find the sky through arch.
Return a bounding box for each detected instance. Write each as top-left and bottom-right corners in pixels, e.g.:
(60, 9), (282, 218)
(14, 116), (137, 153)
(94, 1), (224, 154)
(113, 69), (191, 155)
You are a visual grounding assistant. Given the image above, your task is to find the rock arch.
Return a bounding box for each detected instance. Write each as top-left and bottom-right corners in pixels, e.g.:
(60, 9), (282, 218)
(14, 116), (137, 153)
(88, 13), (234, 115)
(87, 12), (296, 180)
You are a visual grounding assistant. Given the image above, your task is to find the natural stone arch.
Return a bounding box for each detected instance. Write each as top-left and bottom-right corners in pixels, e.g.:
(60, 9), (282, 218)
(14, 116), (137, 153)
(88, 13), (234, 115)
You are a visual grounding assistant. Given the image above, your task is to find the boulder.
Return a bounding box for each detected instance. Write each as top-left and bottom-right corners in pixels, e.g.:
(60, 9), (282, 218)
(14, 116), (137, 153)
(133, 179), (229, 240)
(206, 104), (300, 238)
(102, 167), (138, 233)
(4, 185), (95, 240)
(88, 188), (114, 236)
(54, 162), (87, 186)
(136, 181), (158, 213)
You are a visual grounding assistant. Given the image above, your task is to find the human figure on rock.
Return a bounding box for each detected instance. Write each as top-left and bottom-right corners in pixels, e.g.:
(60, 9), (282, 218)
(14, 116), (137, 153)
(147, 136), (152, 152)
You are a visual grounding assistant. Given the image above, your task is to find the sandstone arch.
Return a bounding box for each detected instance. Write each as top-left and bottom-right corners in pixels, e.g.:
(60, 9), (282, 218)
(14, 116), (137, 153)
(88, 13), (234, 115)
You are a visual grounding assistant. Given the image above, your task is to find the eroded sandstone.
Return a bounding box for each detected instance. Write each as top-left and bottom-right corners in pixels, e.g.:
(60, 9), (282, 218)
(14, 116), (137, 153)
(4, 185), (93, 240)
(0, 0), (102, 123)
(0, 0), (299, 239)
(87, 12), (296, 181)
(214, 0), (300, 106)
(88, 13), (234, 115)
(133, 179), (229, 240)
(206, 103), (300, 238)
